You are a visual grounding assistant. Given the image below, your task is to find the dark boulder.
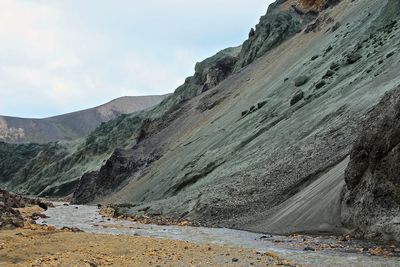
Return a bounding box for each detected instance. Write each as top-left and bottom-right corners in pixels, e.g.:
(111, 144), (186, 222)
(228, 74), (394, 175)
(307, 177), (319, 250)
(38, 202), (48, 211)
(346, 53), (362, 64)
(290, 91), (305, 106)
(331, 22), (341, 32)
(294, 76), (309, 86)
(322, 69), (335, 79)
(315, 80), (327, 89)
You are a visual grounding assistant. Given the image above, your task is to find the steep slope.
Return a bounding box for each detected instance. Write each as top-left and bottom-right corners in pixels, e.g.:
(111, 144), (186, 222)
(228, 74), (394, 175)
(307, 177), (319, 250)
(0, 46), (244, 197)
(0, 95), (168, 144)
(73, 0), (399, 239)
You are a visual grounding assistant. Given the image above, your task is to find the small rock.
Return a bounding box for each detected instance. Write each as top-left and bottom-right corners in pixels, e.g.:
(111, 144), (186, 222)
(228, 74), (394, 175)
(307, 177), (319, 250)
(325, 46), (333, 54)
(311, 55), (319, 61)
(304, 247), (316, 251)
(232, 258), (239, 262)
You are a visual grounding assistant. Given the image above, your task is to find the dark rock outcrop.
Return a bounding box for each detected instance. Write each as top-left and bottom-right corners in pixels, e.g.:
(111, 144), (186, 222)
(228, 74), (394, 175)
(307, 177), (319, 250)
(201, 56), (238, 93)
(73, 147), (161, 204)
(342, 87), (400, 242)
(0, 189), (49, 229)
(235, 1), (318, 70)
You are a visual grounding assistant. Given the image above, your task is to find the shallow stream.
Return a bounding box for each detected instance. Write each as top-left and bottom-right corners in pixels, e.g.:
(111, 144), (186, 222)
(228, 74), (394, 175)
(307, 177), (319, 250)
(37, 203), (400, 267)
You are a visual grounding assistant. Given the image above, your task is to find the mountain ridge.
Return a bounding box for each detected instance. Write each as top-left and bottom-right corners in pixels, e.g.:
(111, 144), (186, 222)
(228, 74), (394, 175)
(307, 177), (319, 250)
(0, 94), (169, 144)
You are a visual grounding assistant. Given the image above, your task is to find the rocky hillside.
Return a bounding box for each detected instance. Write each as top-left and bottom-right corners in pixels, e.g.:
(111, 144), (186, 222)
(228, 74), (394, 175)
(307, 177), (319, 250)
(1, 0), (400, 242)
(0, 95), (168, 144)
(0, 47), (245, 197)
(342, 86), (400, 242)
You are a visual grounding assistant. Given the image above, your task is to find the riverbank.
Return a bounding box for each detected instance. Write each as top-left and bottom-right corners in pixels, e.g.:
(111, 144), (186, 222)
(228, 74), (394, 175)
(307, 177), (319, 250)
(0, 228), (287, 266)
(2, 196), (400, 266)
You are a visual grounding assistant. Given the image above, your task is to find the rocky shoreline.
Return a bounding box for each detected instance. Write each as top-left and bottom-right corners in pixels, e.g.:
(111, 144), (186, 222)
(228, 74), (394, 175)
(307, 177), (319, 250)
(0, 189), (51, 230)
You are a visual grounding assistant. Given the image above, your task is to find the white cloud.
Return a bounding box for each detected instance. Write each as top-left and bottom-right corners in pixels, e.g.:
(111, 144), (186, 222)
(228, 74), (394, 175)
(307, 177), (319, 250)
(0, 0), (272, 118)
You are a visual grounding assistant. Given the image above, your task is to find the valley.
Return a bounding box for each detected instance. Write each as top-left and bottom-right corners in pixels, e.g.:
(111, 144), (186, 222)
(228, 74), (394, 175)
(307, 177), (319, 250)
(1, 0), (400, 265)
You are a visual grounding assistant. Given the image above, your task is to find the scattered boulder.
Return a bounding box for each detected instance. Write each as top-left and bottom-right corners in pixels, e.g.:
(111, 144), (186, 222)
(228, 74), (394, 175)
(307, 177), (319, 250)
(330, 62), (341, 71)
(290, 91), (305, 106)
(346, 53), (362, 64)
(311, 55), (320, 61)
(323, 69), (335, 79)
(331, 22), (341, 32)
(0, 205), (24, 230)
(31, 212), (48, 220)
(294, 76), (309, 87)
(315, 80), (327, 89)
(304, 246), (316, 251)
(386, 51), (395, 58)
(38, 202), (48, 211)
(325, 45), (333, 54)
(0, 189), (26, 229)
(257, 100), (268, 109)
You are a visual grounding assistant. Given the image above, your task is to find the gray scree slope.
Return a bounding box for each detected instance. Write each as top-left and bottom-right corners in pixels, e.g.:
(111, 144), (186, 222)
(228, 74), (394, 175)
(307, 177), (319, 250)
(75, 0), (400, 240)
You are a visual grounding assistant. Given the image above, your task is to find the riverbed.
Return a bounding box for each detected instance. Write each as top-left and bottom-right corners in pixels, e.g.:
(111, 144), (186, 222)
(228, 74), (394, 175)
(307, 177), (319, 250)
(36, 203), (400, 267)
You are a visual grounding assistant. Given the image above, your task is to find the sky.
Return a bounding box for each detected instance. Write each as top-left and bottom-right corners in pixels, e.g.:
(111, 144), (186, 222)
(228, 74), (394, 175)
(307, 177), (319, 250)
(0, 0), (274, 118)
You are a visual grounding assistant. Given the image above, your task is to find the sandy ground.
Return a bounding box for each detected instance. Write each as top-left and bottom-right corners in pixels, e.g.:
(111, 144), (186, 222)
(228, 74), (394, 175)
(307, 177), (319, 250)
(0, 228), (292, 267)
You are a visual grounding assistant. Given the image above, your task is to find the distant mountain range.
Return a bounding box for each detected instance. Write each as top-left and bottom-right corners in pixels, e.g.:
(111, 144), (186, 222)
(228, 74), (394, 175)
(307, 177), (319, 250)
(0, 95), (169, 144)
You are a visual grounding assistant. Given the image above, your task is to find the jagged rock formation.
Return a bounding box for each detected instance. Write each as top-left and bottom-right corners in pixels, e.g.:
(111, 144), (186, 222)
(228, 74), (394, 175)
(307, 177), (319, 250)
(0, 95), (168, 144)
(342, 87), (400, 242)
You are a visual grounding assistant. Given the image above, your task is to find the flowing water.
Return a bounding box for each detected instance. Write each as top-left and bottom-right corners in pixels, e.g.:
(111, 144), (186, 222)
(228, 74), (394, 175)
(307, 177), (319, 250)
(37, 203), (400, 267)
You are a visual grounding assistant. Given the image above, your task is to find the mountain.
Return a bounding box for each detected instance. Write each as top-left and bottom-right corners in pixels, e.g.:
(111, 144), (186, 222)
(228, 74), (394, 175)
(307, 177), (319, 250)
(1, 0), (400, 242)
(0, 95), (169, 144)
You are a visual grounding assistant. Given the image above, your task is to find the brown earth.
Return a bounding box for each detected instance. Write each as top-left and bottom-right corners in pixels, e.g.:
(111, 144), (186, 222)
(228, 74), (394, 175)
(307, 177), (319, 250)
(0, 228), (294, 267)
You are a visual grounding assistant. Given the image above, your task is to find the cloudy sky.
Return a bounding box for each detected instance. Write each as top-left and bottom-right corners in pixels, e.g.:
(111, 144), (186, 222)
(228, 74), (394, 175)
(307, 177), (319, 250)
(0, 0), (273, 118)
